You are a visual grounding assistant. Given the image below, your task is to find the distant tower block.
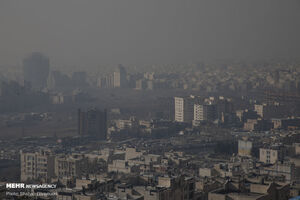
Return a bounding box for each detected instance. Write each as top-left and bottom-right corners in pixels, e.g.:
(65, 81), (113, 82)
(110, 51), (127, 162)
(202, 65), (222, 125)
(78, 108), (107, 140)
(23, 52), (50, 90)
(113, 64), (127, 88)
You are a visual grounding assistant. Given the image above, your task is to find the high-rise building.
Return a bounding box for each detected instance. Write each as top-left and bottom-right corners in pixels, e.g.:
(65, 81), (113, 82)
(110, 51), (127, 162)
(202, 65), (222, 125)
(215, 96), (233, 120)
(97, 74), (115, 88)
(23, 52), (50, 90)
(55, 154), (84, 178)
(254, 104), (287, 119)
(20, 149), (55, 182)
(259, 147), (284, 164)
(174, 96), (195, 123)
(78, 108), (107, 140)
(135, 79), (147, 90)
(113, 64), (127, 88)
(194, 104), (217, 122)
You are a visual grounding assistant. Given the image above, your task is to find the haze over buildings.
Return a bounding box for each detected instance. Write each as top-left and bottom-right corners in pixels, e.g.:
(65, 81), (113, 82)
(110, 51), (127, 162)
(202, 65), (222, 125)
(1, 1), (300, 200)
(0, 0), (300, 68)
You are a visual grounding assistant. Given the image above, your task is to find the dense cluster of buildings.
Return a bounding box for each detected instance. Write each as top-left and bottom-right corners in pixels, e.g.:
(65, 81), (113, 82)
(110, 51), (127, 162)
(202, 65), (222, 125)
(173, 94), (300, 132)
(4, 133), (297, 200)
(1, 55), (300, 199)
(94, 61), (300, 94)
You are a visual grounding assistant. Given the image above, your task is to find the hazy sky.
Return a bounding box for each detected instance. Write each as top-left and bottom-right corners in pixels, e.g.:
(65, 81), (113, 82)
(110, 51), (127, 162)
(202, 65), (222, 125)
(0, 0), (300, 67)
